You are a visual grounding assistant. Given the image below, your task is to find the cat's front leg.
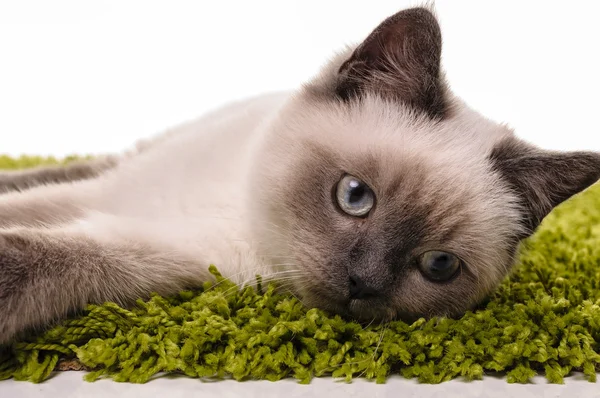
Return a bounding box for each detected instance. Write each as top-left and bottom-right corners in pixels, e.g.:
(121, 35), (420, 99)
(0, 223), (210, 344)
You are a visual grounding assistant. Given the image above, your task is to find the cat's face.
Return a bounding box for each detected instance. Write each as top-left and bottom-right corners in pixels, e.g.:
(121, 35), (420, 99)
(250, 7), (600, 321)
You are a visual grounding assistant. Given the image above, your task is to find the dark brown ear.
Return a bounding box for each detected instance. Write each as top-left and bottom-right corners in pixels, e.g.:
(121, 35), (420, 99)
(336, 7), (448, 119)
(490, 137), (600, 238)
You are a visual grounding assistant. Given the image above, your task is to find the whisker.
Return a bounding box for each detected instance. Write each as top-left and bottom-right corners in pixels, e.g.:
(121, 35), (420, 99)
(323, 320), (387, 374)
(356, 323), (388, 378)
(362, 317), (377, 331)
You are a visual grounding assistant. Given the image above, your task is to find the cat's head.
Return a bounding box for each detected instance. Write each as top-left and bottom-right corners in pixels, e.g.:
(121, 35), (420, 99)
(250, 7), (600, 321)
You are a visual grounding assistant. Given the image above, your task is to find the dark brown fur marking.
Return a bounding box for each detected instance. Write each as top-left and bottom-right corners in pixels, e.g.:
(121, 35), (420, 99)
(490, 137), (600, 237)
(0, 228), (208, 343)
(335, 7), (450, 119)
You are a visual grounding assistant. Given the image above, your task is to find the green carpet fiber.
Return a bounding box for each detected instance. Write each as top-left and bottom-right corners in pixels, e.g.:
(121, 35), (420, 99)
(1, 155), (600, 385)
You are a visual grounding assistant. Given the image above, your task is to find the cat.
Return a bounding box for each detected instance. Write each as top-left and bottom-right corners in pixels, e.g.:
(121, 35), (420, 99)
(1, 6), (599, 344)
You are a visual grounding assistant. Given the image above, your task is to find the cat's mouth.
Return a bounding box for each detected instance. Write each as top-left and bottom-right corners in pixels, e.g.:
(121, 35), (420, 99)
(299, 285), (398, 322)
(346, 298), (398, 322)
(280, 271), (402, 322)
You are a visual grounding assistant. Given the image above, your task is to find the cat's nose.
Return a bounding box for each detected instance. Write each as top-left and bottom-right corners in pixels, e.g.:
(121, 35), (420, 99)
(348, 274), (380, 300)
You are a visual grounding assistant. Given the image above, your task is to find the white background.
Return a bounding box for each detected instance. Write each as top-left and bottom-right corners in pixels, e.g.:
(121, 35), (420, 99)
(0, 0), (599, 157)
(1, 1), (600, 396)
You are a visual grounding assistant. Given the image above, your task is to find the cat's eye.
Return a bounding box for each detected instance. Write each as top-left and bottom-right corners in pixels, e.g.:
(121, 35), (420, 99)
(418, 250), (461, 282)
(335, 175), (375, 217)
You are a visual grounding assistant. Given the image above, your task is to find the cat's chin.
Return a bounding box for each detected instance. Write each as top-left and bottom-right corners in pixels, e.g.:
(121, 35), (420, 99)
(346, 299), (399, 323)
(343, 302), (436, 325)
(299, 290), (400, 323)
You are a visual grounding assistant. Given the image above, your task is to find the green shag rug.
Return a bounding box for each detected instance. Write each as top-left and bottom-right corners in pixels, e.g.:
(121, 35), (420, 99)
(1, 155), (600, 385)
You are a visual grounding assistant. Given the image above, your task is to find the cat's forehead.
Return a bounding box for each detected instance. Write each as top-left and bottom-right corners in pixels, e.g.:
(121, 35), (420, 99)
(284, 93), (513, 163)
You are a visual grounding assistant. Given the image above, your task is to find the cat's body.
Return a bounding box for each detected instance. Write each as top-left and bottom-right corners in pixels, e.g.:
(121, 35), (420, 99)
(0, 92), (291, 342)
(1, 7), (599, 343)
(68, 91), (291, 281)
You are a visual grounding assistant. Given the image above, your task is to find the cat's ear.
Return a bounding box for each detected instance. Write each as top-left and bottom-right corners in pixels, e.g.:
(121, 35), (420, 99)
(335, 7), (448, 119)
(490, 137), (600, 238)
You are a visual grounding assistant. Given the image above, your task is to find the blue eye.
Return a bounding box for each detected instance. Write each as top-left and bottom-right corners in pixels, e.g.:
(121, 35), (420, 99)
(335, 175), (375, 217)
(419, 251), (461, 282)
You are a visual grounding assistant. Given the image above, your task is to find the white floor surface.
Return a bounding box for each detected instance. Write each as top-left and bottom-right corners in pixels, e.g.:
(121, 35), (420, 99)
(3, 371), (600, 398)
